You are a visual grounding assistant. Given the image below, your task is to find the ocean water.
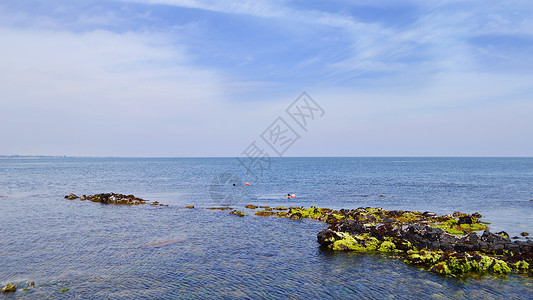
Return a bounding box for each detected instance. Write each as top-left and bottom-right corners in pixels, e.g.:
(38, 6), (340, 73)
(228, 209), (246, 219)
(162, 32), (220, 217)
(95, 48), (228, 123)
(0, 157), (532, 299)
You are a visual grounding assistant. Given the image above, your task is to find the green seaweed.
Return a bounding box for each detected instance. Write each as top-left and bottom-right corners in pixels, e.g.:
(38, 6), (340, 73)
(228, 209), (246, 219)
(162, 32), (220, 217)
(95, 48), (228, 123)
(513, 261), (530, 273)
(378, 241), (396, 252)
(255, 210), (276, 217)
(459, 223), (488, 233)
(230, 210), (245, 217)
(331, 232), (365, 251)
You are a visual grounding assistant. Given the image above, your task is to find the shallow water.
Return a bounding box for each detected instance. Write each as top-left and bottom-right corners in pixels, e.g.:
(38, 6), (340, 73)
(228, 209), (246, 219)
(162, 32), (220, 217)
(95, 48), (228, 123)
(1, 157), (532, 299)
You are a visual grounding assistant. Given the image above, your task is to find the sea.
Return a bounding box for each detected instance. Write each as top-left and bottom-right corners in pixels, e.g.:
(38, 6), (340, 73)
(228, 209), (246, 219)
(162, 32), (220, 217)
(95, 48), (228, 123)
(1, 157), (532, 299)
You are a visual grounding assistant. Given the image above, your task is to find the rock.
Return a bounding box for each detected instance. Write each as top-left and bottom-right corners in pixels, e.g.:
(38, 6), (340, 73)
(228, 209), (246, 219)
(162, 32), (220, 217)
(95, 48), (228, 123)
(28, 282), (34, 286)
(273, 207), (287, 211)
(1, 284), (17, 293)
(313, 209), (532, 277)
(512, 236), (520, 239)
(64, 193), (78, 200)
(245, 205), (258, 209)
(185, 205), (194, 209)
(230, 210), (245, 217)
(457, 215), (473, 225)
(422, 211), (437, 218)
(66, 193), (151, 205)
(209, 206), (232, 210)
(226, 204), (532, 277)
(255, 210), (277, 217)
(521, 232), (530, 237)
(472, 212), (482, 218)
(495, 231), (510, 239)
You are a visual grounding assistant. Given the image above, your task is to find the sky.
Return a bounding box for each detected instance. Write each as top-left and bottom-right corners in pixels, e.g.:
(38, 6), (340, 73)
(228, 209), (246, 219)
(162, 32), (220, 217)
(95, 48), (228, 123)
(1, 0), (532, 157)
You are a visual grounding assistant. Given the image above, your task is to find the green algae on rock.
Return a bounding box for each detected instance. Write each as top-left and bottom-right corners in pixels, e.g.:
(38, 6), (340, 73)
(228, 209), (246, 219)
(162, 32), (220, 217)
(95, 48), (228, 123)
(315, 209), (532, 277)
(65, 193), (157, 205)
(1, 284), (17, 293)
(230, 210), (245, 217)
(245, 205), (531, 277)
(209, 206), (233, 210)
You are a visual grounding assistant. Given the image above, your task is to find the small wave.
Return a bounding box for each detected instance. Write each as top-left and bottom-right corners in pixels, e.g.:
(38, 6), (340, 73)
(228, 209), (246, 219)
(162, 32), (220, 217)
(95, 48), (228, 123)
(140, 238), (186, 248)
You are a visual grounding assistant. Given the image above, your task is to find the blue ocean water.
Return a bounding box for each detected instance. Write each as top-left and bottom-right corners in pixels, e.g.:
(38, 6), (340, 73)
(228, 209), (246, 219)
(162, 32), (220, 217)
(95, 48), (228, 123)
(1, 157), (532, 298)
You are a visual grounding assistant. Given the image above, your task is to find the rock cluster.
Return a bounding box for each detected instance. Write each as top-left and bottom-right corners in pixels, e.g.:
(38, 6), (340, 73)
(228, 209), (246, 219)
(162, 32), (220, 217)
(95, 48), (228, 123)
(64, 193), (166, 206)
(248, 205), (531, 277)
(318, 219), (532, 276)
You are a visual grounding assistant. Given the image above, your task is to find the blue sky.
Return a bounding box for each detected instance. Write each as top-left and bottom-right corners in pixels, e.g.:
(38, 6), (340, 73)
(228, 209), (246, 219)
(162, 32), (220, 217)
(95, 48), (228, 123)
(1, 0), (532, 156)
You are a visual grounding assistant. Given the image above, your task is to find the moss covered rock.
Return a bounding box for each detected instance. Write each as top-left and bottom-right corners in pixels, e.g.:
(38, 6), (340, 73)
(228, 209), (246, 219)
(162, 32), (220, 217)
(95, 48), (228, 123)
(1, 284), (17, 293)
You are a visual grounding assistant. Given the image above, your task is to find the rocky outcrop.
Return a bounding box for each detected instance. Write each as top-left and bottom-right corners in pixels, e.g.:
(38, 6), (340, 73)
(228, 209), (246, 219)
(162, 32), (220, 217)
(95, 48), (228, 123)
(247, 205), (531, 277)
(64, 193), (165, 206)
(317, 216), (532, 277)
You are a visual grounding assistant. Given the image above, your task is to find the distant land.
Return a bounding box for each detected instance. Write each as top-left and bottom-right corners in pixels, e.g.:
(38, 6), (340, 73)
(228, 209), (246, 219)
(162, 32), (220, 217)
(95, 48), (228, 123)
(0, 155), (74, 159)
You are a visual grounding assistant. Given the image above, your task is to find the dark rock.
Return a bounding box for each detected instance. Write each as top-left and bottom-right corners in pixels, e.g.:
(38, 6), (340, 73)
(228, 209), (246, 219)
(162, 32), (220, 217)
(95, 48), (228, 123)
(495, 231), (510, 239)
(458, 215), (473, 225)
(521, 232), (530, 237)
(317, 228), (336, 247)
(387, 210), (404, 217)
(289, 212), (302, 220)
(422, 211), (437, 218)
(337, 220), (370, 235)
(65, 193), (78, 200)
(472, 212), (482, 218)
(66, 193), (152, 205)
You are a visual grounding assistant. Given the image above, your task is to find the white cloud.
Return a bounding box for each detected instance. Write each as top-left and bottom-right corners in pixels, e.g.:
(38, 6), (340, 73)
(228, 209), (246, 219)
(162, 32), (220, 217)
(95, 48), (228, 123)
(0, 26), (278, 156)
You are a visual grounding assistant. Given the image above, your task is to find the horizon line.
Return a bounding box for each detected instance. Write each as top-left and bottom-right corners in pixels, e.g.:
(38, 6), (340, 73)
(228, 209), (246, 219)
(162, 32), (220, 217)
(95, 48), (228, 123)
(1, 155), (533, 159)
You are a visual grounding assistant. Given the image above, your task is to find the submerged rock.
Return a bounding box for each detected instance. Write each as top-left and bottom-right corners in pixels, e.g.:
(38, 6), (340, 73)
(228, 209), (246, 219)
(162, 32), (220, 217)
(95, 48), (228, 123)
(1, 284), (17, 293)
(65, 193), (78, 200)
(245, 204), (258, 209)
(209, 206), (233, 210)
(273, 207), (288, 211)
(230, 210), (245, 217)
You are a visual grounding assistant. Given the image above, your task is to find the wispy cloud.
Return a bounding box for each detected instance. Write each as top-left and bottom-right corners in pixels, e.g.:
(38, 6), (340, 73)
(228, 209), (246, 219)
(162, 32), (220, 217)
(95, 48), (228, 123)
(1, 0), (532, 156)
